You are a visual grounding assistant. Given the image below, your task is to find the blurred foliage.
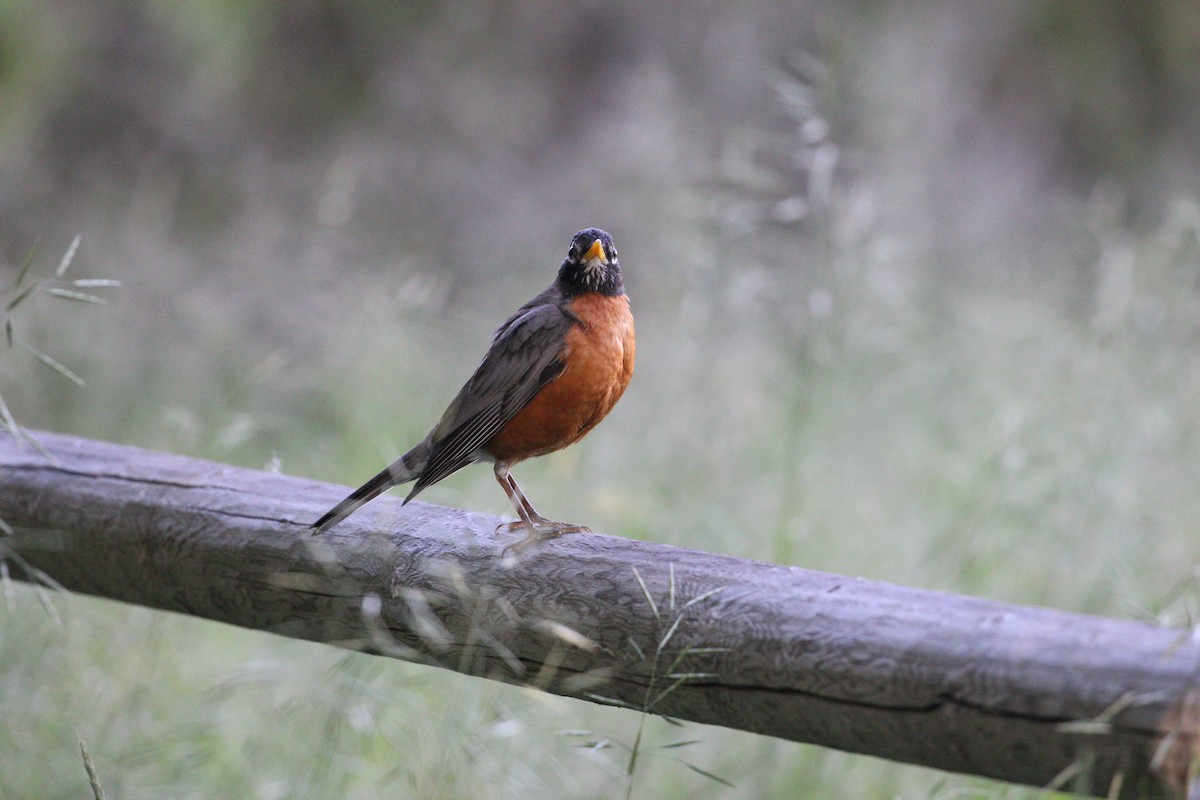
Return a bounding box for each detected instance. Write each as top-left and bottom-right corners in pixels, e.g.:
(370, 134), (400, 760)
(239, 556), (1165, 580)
(1, 0), (1199, 797)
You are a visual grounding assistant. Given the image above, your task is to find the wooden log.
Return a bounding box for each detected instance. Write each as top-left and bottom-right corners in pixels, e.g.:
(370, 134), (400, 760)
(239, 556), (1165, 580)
(0, 430), (1196, 798)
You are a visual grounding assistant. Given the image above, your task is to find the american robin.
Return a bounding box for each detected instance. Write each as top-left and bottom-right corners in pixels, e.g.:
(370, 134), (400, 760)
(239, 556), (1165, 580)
(311, 228), (635, 554)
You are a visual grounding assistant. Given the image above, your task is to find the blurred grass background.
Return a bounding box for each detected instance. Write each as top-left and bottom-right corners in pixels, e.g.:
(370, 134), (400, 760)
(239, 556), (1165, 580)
(2, 1), (1199, 797)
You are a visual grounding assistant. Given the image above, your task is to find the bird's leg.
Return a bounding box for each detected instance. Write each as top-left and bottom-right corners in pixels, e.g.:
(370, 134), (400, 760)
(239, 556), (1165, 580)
(493, 463), (590, 555)
(504, 469), (542, 524)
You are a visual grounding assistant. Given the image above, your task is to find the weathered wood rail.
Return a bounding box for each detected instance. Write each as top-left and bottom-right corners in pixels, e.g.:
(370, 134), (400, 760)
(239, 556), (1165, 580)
(0, 430), (1196, 798)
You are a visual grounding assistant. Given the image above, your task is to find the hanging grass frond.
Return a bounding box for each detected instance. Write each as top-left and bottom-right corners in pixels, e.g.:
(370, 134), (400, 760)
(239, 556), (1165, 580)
(2, 235), (118, 409)
(615, 568), (730, 798)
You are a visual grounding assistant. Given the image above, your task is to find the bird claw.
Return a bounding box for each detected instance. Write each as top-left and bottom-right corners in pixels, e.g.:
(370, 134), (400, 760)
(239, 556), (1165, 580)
(498, 518), (591, 558)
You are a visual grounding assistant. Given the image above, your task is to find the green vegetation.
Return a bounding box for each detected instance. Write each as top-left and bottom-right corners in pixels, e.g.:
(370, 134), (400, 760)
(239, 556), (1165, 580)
(0, 237), (119, 447)
(2, 1), (1198, 797)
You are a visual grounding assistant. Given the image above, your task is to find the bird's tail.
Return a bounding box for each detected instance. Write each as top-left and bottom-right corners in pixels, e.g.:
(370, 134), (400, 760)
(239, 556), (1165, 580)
(310, 442), (430, 534)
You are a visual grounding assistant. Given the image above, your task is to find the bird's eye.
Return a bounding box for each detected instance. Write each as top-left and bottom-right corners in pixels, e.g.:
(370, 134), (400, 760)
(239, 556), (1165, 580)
(610, 248), (617, 259)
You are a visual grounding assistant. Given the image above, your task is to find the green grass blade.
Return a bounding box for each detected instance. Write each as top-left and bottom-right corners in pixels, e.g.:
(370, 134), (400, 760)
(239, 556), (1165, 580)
(78, 736), (107, 800)
(55, 234), (82, 277)
(45, 288), (105, 304)
(0, 391), (18, 436)
(665, 672), (718, 681)
(668, 562), (675, 612)
(624, 711), (649, 800)
(11, 240), (38, 290)
(19, 428), (54, 461)
(0, 393), (52, 459)
(627, 636), (646, 663)
(21, 341), (86, 386)
(631, 566), (659, 621)
(649, 675), (690, 709)
(70, 279), (121, 288)
(656, 613), (685, 657)
(680, 586), (725, 611)
(0, 545), (68, 593)
(32, 575), (64, 627)
(665, 646), (730, 677)
(657, 739), (702, 749)
(667, 643), (725, 674)
(0, 560), (12, 608)
(583, 693), (642, 711)
(5, 280), (43, 312)
(1, 541), (72, 621)
(685, 763), (735, 788)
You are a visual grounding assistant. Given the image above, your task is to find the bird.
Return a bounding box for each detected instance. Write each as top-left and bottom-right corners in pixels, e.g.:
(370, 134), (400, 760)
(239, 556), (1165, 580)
(310, 227), (635, 554)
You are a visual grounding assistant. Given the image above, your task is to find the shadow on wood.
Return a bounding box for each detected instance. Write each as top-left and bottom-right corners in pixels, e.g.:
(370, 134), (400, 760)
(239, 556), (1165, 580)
(0, 430), (1197, 798)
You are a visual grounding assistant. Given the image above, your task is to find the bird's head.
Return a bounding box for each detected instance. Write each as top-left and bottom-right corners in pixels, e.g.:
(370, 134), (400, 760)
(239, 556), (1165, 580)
(559, 228), (623, 296)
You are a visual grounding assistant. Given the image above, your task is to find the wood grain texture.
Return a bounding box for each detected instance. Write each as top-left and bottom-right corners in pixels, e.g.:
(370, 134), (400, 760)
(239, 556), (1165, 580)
(0, 430), (1196, 798)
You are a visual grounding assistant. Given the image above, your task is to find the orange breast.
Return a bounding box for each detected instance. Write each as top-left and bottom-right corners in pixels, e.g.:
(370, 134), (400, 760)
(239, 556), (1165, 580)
(485, 293), (635, 464)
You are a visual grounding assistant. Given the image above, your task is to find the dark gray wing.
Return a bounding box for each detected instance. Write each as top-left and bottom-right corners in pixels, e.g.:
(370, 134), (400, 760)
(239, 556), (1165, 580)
(405, 286), (574, 499)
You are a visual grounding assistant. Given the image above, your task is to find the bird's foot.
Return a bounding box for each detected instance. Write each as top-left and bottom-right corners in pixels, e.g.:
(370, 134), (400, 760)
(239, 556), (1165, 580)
(498, 516), (591, 558)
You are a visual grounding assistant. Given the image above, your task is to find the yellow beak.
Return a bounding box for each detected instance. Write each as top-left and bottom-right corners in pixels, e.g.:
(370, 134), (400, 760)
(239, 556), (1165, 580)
(584, 238), (607, 263)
